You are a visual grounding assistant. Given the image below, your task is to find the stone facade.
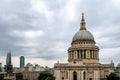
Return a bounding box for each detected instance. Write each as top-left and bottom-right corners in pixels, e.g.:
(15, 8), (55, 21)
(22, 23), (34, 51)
(0, 72), (23, 80)
(54, 14), (115, 80)
(22, 71), (40, 80)
(115, 63), (120, 77)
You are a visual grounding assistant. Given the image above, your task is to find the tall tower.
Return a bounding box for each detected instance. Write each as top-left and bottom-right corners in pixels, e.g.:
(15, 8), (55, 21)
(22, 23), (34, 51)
(20, 56), (25, 68)
(68, 13), (99, 64)
(4, 51), (16, 80)
(4, 50), (13, 73)
(6, 51), (11, 65)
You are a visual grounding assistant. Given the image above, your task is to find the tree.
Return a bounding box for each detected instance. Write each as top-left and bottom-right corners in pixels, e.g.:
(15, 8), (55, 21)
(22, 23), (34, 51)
(45, 77), (53, 80)
(106, 72), (120, 80)
(38, 71), (55, 80)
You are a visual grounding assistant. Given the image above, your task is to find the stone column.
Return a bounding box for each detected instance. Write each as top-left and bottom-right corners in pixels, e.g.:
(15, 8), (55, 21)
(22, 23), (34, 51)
(94, 70), (100, 80)
(82, 50), (84, 58)
(77, 50), (79, 59)
(70, 70), (72, 80)
(78, 70), (81, 80)
(70, 52), (71, 59)
(81, 71), (83, 80)
(93, 50), (94, 58)
(72, 51), (73, 59)
(74, 51), (75, 59)
(92, 50), (93, 58)
(95, 50), (97, 59)
(79, 50), (81, 59)
(75, 50), (77, 59)
(71, 52), (72, 59)
(68, 70), (70, 80)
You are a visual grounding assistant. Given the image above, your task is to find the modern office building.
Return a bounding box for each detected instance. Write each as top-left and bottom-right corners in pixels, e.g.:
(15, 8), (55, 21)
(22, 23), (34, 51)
(54, 14), (115, 80)
(6, 51), (11, 65)
(20, 56), (25, 68)
(0, 63), (2, 72)
(4, 50), (13, 73)
(4, 50), (15, 80)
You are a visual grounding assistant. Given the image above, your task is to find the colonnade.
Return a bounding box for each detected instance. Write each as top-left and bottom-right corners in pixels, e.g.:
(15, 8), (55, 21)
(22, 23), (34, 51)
(69, 50), (98, 59)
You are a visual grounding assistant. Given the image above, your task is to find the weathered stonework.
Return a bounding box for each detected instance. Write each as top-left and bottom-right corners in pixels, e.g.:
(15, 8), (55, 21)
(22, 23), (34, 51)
(54, 14), (114, 80)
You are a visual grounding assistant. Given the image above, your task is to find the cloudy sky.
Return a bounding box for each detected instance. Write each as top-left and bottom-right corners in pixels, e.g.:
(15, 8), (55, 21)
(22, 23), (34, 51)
(0, 0), (120, 67)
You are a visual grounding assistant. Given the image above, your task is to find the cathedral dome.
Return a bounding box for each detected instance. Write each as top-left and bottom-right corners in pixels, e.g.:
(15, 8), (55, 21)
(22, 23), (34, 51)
(72, 30), (95, 42)
(72, 13), (95, 42)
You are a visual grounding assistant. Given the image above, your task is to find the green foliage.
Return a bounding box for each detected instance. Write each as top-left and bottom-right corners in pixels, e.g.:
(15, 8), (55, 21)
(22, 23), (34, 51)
(38, 71), (55, 80)
(106, 72), (120, 80)
(45, 77), (53, 80)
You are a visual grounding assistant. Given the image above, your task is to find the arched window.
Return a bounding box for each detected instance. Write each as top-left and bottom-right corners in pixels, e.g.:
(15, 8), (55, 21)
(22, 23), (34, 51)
(89, 78), (92, 80)
(73, 71), (77, 80)
(83, 71), (86, 80)
(62, 77), (64, 80)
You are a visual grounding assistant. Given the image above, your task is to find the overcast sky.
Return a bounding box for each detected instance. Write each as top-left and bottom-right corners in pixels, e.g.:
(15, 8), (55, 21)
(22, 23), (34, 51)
(0, 0), (120, 67)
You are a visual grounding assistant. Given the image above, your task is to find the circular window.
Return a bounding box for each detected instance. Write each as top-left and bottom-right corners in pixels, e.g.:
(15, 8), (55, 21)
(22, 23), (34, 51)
(74, 61), (76, 64)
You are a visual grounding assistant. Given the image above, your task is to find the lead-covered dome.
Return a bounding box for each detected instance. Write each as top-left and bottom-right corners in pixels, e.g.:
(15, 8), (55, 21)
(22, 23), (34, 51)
(72, 30), (95, 42)
(72, 13), (95, 42)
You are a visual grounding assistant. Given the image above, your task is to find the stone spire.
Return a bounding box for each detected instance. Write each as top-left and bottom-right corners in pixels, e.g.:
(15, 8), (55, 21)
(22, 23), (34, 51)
(80, 13), (86, 30)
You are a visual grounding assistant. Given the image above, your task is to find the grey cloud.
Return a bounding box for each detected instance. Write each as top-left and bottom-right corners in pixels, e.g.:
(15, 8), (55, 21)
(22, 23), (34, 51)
(0, 0), (120, 63)
(100, 52), (120, 63)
